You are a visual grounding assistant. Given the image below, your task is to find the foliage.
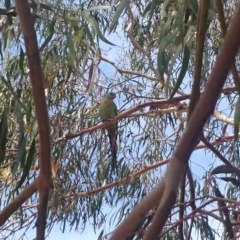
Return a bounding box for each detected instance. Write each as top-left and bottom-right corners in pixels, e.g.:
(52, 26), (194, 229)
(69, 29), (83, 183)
(0, 0), (240, 239)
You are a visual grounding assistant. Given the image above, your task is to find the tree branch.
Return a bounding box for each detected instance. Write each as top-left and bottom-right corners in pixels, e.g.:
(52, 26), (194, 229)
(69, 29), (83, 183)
(15, 1), (52, 239)
(0, 179), (38, 226)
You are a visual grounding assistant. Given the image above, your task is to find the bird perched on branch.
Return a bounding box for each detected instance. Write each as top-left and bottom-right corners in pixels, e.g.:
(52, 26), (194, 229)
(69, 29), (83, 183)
(99, 92), (118, 174)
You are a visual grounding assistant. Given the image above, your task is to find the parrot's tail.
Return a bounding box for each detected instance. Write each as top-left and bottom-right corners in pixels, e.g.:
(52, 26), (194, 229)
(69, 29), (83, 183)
(109, 132), (118, 174)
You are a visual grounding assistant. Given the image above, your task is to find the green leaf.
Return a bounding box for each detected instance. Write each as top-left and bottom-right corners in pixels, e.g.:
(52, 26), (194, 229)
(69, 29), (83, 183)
(0, 8), (6, 16)
(87, 5), (110, 11)
(82, 23), (95, 47)
(97, 229), (104, 240)
(81, 11), (115, 46)
(5, 0), (11, 9)
(158, 20), (173, 44)
(40, 3), (54, 12)
(15, 138), (35, 190)
(172, 6), (186, 30)
(0, 108), (7, 165)
(165, 43), (183, 94)
(170, 45), (190, 98)
(66, 26), (79, 73)
(146, 0), (163, 31)
(39, 18), (56, 52)
(0, 8), (15, 16)
(3, 28), (8, 50)
(215, 188), (234, 238)
(109, 0), (130, 33)
(234, 96), (240, 141)
(0, 41), (2, 59)
(188, 0), (198, 16)
(157, 32), (177, 79)
(211, 164), (240, 177)
(1, 76), (27, 113)
(13, 136), (27, 176)
(29, 1), (37, 9)
(220, 177), (240, 187)
(160, 0), (172, 18)
(19, 47), (25, 73)
(146, 0), (158, 31)
(143, 3), (152, 16)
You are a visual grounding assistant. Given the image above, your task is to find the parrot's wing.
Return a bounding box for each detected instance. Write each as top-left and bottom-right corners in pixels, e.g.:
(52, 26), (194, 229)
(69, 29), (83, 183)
(113, 101), (118, 116)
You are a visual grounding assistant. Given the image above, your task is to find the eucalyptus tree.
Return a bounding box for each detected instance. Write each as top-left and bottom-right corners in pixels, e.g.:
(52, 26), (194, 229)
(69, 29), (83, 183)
(0, 0), (240, 239)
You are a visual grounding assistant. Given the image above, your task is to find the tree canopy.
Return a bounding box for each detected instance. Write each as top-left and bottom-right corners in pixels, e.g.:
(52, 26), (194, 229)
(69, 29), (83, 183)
(1, 0), (240, 239)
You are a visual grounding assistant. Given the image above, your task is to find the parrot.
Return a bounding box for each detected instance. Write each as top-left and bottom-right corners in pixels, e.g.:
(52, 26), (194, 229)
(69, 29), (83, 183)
(99, 92), (118, 174)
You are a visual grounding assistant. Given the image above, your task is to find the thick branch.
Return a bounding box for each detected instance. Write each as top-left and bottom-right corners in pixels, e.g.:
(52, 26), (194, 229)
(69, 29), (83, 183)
(15, 1), (52, 239)
(0, 179), (38, 226)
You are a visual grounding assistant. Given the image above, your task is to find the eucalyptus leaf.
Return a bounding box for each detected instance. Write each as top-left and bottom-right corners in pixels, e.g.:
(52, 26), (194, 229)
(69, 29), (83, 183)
(211, 164), (240, 177)
(170, 45), (190, 98)
(220, 177), (240, 187)
(13, 136), (27, 176)
(87, 5), (110, 11)
(157, 32), (178, 79)
(15, 138), (35, 190)
(215, 188), (234, 238)
(39, 18), (56, 52)
(0, 108), (7, 165)
(81, 11), (115, 46)
(234, 96), (240, 141)
(109, 0), (130, 33)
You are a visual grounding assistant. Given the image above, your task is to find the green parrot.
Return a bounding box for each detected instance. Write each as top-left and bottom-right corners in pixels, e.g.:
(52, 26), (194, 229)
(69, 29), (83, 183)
(99, 92), (118, 173)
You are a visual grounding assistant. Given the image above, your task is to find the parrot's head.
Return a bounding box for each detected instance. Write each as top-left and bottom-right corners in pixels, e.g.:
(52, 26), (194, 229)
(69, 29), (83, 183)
(104, 92), (116, 100)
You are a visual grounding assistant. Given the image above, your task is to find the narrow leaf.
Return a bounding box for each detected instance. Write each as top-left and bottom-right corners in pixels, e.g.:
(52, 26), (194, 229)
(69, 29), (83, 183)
(40, 3), (54, 12)
(170, 45), (190, 98)
(87, 5), (110, 11)
(81, 11), (115, 46)
(234, 96), (240, 141)
(67, 32), (80, 73)
(188, 0), (198, 16)
(220, 177), (240, 187)
(5, 0), (11, 9)
(157, 32), (177, 79)
(82, 23), (95, 47)
(109, 0), (130, 33)
(15, 138), (35, 190)
(19, 47), (25, 73)
(211, 164), (240, 177)
(146, 0), (163, 32)
(146, 0), (158, 29)
(0, 108), (7, 164)
(39, 18), (56, 52)
(1, 76), (27, 113)
(97, 229), (104, 240)
(215, 188), (234, 238)
(143, 3), (152, 16)
(13, 136), (27, 175)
